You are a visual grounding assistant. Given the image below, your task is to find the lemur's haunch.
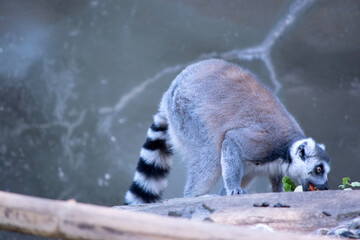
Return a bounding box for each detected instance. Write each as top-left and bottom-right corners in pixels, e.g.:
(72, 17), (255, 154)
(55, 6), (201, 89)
(125, 59), (331, 205)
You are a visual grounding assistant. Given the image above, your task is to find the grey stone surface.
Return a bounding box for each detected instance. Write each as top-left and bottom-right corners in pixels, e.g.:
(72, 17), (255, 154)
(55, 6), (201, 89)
(0, 2), (359, 239)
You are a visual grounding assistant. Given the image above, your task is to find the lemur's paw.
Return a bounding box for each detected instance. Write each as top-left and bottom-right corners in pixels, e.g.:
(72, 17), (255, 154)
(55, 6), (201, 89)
(229, 187), (247, 195)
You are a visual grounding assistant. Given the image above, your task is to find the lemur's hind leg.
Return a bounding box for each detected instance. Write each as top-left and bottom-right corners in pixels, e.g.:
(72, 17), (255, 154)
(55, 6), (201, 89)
(183, 152), (221, 197)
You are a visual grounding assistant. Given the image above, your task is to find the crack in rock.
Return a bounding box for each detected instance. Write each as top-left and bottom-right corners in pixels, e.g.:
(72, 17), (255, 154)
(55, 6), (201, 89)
(98, 0), (317, 136)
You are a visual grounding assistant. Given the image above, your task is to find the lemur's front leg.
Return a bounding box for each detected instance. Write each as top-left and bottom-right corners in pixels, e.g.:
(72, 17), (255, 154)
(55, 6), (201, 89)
(269, 174), (284, 192)
(221, 132), (247, 195)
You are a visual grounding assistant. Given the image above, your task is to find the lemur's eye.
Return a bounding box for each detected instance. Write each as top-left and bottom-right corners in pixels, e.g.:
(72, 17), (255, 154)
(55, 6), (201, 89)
(316, 166), (322, 173)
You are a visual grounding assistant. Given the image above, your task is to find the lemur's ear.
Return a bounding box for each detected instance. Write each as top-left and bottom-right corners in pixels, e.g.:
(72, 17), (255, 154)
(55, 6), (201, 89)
(297, 142), (307, 160)
(318, 143), (326, 151)
(296, 139), (316, 161)
(291, 138), (317, 162)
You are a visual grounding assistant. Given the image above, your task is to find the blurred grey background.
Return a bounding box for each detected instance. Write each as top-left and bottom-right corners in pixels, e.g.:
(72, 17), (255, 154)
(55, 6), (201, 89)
(0, 0), (359, 238)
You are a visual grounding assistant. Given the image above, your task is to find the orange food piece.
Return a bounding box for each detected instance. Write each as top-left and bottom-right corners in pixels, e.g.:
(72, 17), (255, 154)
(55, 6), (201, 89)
(309, 183), (318, 191)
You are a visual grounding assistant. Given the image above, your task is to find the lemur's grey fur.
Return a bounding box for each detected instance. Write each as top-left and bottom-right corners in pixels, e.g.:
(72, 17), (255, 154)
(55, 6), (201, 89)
(125, 59), (331, 205)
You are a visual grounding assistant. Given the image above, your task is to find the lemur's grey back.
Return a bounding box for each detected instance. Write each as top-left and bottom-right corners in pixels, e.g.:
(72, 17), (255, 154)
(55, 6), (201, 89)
(165, 59), (304, 161)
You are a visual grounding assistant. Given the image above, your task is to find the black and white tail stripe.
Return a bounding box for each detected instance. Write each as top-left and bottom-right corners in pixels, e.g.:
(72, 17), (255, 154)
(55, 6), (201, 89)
(125, 114), (172, 205)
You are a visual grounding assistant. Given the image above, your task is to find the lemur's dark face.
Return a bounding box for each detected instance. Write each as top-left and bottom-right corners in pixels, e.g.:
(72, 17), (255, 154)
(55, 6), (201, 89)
(301, 162), (330, 191)
(288, 138), (331, 191)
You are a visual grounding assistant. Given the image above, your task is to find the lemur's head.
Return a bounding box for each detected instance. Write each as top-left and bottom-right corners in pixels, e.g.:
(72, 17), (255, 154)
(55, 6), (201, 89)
(288, 138), (331, 191)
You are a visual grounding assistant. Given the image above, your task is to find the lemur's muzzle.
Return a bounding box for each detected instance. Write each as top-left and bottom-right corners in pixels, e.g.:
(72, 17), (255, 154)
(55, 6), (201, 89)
(313, 182), (329, 191)
(303, 181), (329, 191)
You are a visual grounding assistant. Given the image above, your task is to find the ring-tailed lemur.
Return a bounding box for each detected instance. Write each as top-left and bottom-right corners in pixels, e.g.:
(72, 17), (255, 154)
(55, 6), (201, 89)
(125, 59), (331, 205)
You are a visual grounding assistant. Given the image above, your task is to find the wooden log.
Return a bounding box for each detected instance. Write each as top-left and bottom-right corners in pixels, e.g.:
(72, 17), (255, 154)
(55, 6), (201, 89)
(0, 190), (332, 240)
(118, 190), (360, 233)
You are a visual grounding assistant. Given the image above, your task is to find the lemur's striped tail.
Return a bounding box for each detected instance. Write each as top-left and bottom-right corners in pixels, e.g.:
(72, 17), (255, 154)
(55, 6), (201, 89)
(124, 113), (172, 205)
